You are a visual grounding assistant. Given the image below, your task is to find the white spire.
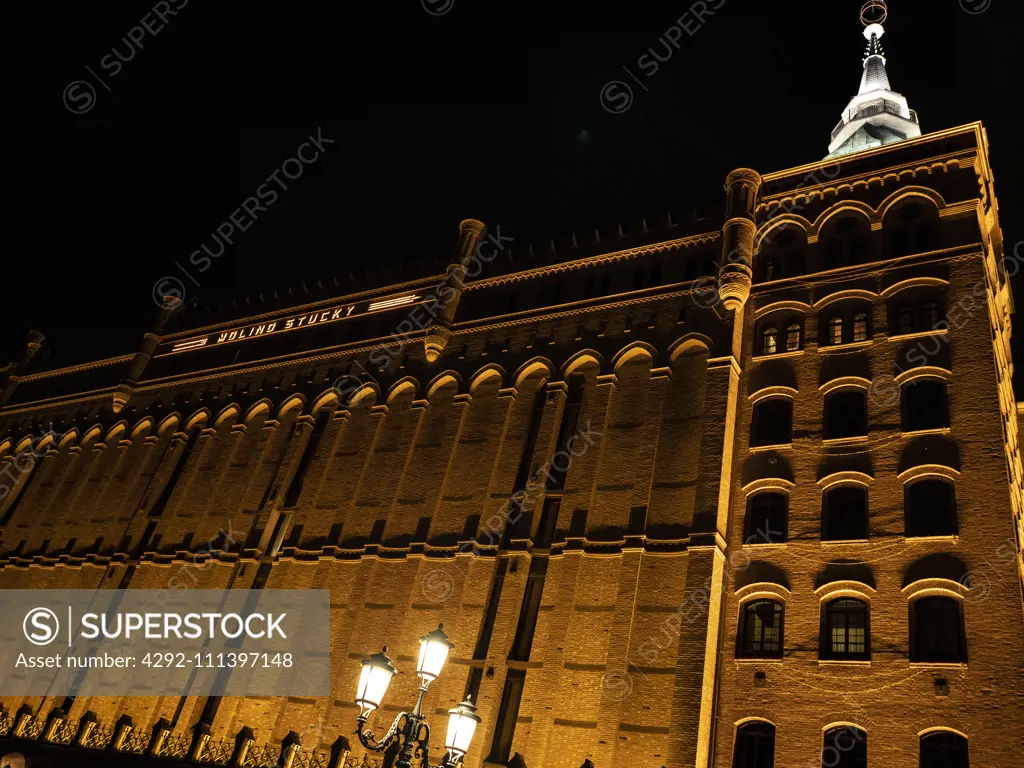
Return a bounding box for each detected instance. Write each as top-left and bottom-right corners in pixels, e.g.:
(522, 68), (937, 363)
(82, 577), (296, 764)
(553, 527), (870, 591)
(827, 2), (920, 158)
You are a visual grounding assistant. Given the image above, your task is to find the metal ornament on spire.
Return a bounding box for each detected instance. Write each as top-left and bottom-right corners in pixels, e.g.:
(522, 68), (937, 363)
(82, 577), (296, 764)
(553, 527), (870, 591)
(826, 0), (920, 158)
(860, 0), (887, 26)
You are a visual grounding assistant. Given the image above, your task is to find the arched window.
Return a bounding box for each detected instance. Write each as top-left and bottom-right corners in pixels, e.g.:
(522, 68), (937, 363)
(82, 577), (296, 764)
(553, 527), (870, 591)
(822, 726), (867, 768)
(786, 324), (802, 352)
(912, 596), (966, 663)
(824, 390), (867, 440)
(758, 226), (807, 281)
(744, 492), (788, 544)
(822, 215), (870, 270)
(751, 398), (793, 447)
(885, 200), (940, 258)
(905, 479), (958, 537)
(732, 721), (776, 768)
(852, 312), (869, 342)
(920, 731), (969, 768)
(902, 379), (949, 432)
(828, 317), (844, 345)
(897, 304), (914, 334)
(822, 598), (870, 660)
(761, 327), (779, 355)
(738, 600), (784, 658)
(823, 485), (868, 541)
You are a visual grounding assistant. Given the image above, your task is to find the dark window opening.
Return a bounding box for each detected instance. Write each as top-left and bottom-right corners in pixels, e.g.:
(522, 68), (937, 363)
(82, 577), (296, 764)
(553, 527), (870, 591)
(824, 390), (867, 440)
(732, 721), (775, 768)
(822, 598), (870, 660)
(920, 731), (969, 768)
(545, 375), (584, 491)
(786, 252), (805, 277)
(905, 479), (957, 537)
(148, 428), (201, 518)
(283, 408), (332, 508)
(751, 399), (793, 447)
(738, 600), (784, 658)
(822, 486), (868, 541)
(633, 266), (646, 290)
(487, 669), (525, 764)
(583, 277), (595, 299)
(897, 304), (914, 334)
(901, 379), (949, 432)
(744, 493), (787, 545)
(822, 726), (866, 768)
(912, 597), (966, 663)
(0, 451), (44, 526)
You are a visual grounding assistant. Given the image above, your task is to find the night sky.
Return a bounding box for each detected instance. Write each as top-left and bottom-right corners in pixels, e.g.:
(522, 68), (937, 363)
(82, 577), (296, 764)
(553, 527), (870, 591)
(25, 0), (1023, 377)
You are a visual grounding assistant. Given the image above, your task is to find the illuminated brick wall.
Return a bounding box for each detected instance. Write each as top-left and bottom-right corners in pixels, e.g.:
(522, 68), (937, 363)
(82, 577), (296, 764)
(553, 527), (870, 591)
(1, 123), (1021, 768)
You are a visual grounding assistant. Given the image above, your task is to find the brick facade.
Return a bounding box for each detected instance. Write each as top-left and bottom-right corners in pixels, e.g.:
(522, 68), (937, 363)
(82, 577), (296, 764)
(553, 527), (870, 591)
(1, 122), (1021, 767)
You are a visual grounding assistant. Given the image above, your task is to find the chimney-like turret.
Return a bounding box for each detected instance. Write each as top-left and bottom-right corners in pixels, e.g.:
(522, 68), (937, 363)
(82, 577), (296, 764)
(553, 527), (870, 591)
(423, 219), (487, 363)
(717, 168), (761, 311)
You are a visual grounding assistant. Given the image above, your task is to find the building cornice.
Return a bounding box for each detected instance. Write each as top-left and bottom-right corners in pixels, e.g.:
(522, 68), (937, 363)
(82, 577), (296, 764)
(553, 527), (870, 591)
(761, 122), (985, 184)
(464, 232), (719, 290)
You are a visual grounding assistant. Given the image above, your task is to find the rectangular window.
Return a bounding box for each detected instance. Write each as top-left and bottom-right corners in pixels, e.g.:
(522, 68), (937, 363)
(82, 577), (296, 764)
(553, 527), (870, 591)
(487, 669), (526, 764)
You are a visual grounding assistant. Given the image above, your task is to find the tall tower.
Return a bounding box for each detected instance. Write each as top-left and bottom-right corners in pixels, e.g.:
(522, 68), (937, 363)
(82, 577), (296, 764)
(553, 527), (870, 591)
(827, 1), (921, 158)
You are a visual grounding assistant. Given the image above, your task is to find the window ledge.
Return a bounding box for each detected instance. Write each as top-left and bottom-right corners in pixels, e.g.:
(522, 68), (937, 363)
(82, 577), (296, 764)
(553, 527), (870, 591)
(822, 435), (869, 446)
(817, 658), (872, 666)
(818, 339), (873, 353)
(888, 328), (949, 342)
(734, 657), (784, 664)
(752, 349), (804, 362)
(749, 443), (793, 453)
(901, 427), (951, 438)
(821, 538), (871, 546)
(905, 534), (960, 544)
(742, 541), (789, 549)
(909, 661), (968, 669)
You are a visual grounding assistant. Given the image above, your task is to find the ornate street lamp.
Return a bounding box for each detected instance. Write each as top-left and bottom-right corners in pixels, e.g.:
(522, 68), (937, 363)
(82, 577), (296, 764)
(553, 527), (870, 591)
(355, 624), (476, 768)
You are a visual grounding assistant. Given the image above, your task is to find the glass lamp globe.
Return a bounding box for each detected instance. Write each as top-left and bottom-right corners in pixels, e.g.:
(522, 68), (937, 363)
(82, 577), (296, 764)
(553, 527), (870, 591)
(355, 647), (396, 715)
(444, 696), (481, 758)
(416, 624), (454, 682)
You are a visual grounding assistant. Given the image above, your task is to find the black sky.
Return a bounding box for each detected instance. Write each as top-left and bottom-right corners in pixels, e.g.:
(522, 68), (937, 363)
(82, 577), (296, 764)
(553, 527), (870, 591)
(20, 0), (1024, 373)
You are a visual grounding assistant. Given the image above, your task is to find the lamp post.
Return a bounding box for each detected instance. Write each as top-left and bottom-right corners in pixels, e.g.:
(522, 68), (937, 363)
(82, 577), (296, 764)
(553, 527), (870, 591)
(354, 624), (480, 768)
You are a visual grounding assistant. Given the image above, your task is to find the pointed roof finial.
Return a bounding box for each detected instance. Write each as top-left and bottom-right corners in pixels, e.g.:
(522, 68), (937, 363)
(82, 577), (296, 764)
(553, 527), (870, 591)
(827, 1), (920, 159)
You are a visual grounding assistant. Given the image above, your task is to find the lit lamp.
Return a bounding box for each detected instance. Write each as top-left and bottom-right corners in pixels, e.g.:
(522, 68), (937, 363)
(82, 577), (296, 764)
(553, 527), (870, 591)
(355, 647), (396, 715)
(444, 697), (481, 761)
(416, 624), (454, 681)
(354, 625), (475, 768)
